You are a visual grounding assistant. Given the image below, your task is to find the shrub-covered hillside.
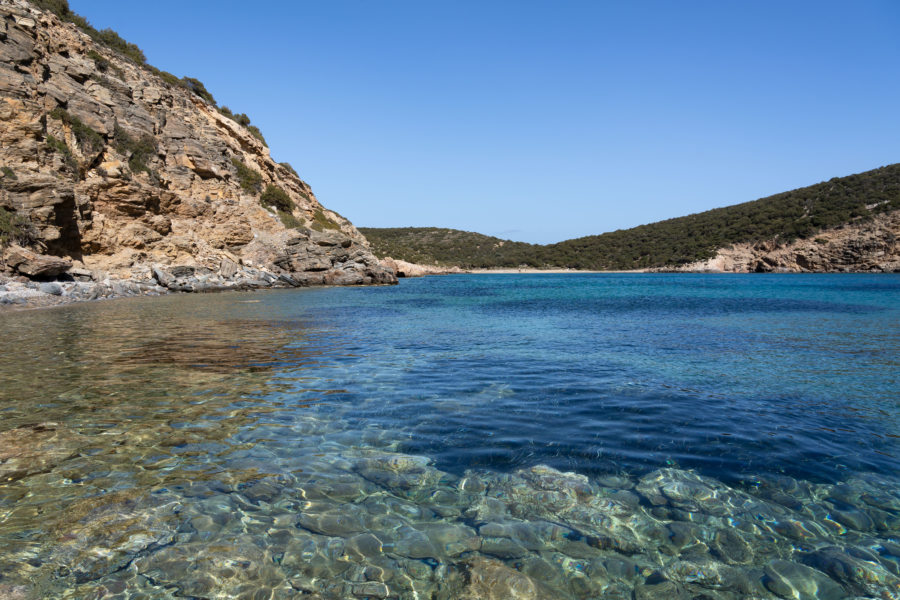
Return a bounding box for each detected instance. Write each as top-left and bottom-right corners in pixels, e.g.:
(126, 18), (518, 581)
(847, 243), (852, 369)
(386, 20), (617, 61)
(361, 164), (900, 269)
(357, 228), (542, 269)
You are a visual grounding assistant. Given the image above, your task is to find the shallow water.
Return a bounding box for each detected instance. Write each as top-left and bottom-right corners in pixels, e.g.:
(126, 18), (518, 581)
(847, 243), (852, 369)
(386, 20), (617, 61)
(0, 274), (898, 599)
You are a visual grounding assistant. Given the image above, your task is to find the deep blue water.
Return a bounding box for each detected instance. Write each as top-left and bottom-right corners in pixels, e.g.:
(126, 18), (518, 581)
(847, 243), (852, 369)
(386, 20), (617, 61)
(286, 273), (900, 485)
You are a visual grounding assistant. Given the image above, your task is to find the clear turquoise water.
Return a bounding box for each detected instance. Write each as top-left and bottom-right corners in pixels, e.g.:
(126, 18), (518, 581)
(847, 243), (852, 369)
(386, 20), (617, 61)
(0, 274), (898, 599)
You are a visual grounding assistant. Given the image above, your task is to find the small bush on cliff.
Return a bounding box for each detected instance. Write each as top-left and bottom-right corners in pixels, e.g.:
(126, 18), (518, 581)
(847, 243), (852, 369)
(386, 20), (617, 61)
(86, 50), (124, 79)
(46, 134), (77, 171)
(86, 49), (110, 71)
(94, 29), (146, 64)
(113, 124), (157, 177)
(279, 162), (299, 178)
(217, 107), (268, 147)
(311, 208), (341, 232)
(49, 108), (105, 156)
(145, 66), (183, 87)
(277, 210), (305, 229)
(0, 166), (16, 183)
(0, 207), (37, 247)
(231, 158), (263, 194)
(181, 77), (215, 104)
(247, 125), (267, 147)
(260, 185), (294, 212)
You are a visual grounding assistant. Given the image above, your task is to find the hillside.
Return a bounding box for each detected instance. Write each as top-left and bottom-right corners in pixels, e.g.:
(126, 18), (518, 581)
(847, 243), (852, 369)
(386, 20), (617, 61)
(361, 164), (900, 271)
(0, 0), (394, 296)
(357, 227), (542, 269)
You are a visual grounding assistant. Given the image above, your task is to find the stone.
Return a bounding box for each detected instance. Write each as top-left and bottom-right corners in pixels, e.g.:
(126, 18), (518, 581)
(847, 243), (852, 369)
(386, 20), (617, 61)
(763, 559), (845, 600)
(350, 582), (390, 598)
(344, 533), (384, 561)
(38, 281), (62, 295)
(709, 528), (753, 565)
(219, 257), (239, 279)
(633, 580), (690, 600)
(801, 546), (900, 597)
(0, 422), (82, 483)
(460, 557), (551, 600)
(481, 537), (528, 559)
(3, 245), (71, 277)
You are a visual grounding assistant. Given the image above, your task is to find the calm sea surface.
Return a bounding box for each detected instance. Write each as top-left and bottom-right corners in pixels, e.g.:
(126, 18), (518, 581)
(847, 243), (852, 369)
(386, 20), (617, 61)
(1, 274), (899, 598)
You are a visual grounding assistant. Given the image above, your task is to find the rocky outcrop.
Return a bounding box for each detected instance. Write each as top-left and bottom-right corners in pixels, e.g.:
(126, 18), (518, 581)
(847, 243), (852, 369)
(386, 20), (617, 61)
(0, 0), (395, 293)
(673, 210), (900, 273)
(379, 256), (462, 278)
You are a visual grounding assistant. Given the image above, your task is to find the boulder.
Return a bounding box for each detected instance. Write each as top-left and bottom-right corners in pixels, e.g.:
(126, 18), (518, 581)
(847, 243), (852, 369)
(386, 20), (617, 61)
(2, 245), (71, 277)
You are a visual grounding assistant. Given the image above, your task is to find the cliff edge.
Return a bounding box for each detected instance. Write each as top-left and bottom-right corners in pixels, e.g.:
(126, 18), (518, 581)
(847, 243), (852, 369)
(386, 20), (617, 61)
(0, 0), (396, 297)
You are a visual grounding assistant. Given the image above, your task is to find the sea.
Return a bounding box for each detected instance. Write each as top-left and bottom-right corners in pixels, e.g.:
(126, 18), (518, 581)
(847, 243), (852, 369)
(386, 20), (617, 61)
(0, 273), (898, 598)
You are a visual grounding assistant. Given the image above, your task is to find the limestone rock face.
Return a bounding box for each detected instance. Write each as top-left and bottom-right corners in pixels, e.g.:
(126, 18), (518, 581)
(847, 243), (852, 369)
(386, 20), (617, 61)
(675, 210), (900, 273)
(380, 257), (462, 277)
(0, 0), (395, 288)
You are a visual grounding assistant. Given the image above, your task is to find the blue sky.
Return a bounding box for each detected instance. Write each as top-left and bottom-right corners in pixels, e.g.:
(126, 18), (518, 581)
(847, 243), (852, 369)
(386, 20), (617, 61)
(71, 1), (899, 244)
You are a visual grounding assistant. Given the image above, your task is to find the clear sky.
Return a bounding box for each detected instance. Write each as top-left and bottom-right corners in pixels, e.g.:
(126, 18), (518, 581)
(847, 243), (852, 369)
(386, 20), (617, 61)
(70, 0), (900, 244)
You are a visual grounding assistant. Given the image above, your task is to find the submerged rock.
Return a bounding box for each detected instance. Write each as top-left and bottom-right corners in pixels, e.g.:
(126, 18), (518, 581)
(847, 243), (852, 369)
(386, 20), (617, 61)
(0, 422), (82, 482)
(763, 559), (846, 600)
(460, 557), (554, 600)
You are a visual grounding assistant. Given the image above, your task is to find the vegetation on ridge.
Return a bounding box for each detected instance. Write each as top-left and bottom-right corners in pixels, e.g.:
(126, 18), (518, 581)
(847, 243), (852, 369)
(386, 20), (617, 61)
(31, 0), (146, 63)
(358, 227), (541, 268)
(361, 164), (900, 269)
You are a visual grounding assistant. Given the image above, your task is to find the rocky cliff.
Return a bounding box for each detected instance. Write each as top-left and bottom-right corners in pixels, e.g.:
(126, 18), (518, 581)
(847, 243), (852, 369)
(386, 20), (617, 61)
(0, 0), (395, 295)
(673, 209), (900, 273)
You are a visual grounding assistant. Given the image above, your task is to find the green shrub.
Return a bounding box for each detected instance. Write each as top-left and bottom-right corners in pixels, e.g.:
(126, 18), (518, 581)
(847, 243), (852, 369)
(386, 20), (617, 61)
(231, 158), (262, 193)
(279, 162), (298, 178)
(247, 125), (267, 146)
(113, 124), (157, 177)
(181, 77), (215, 104)
(277, 210), (305, 229)
(0, 166), (16, 182)
(146, 66), (183, 88)
(311, 208), (341, 232)
(94, 28), (146, 64)
(86, 49), (110, 72)
(30, 0), (70, 15)
(33, 0), (146, 64)
(260, 184), (293, 212)
(217, 108), (267, 146)
(0, 207), (37, 247)
(46, 134), (77, 170)
(49, 108), (105, 156)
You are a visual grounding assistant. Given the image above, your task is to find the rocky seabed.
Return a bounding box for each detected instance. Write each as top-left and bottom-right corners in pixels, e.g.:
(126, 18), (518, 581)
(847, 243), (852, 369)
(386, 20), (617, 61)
(1, 417), (899, 600)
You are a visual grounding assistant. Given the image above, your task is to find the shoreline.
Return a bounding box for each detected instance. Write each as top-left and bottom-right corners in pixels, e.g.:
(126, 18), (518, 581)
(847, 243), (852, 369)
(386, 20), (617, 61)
(464, 268), (646, 274)
(5, 268), (896, 312)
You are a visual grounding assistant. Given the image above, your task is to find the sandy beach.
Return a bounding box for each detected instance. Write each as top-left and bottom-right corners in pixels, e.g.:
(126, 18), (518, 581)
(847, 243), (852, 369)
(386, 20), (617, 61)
(465, 268), (646, 274)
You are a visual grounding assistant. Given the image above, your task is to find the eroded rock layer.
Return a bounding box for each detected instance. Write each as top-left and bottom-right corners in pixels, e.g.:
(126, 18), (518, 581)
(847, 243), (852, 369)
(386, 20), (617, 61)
(0, 0), (395, 291)
(675, 210), (900, 273)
